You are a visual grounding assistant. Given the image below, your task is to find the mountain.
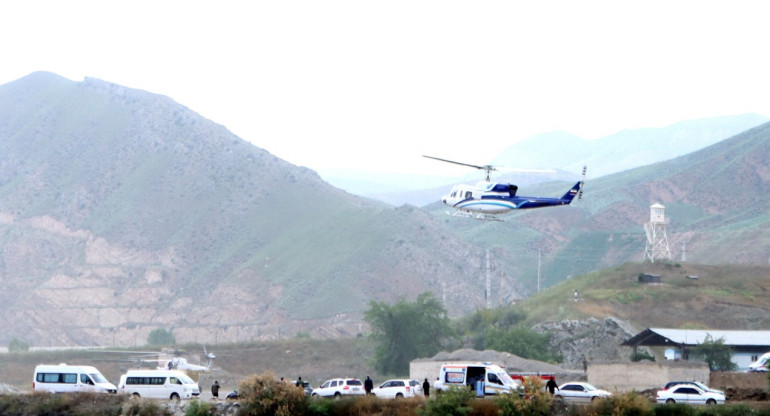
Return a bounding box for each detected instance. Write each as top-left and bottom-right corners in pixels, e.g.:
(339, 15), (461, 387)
(428, 121), (770, 291)
(332, 114), (768, 206)
(492, 114), (769, 178)
(0, 72), (510, 347)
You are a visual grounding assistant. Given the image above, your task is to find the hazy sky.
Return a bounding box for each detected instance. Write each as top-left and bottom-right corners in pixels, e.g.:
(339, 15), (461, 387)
(2, 1), (769, 176)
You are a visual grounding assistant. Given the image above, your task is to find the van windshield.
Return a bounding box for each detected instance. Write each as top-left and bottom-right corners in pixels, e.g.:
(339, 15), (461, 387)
(178, 373), (196, 384)
(89, 373), (108, 383)
(497, 373), (515, 385)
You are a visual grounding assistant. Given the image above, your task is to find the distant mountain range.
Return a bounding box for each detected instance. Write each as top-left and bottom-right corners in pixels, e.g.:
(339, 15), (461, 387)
(323, 113), (768, 206)
(1, 72), (768, 348)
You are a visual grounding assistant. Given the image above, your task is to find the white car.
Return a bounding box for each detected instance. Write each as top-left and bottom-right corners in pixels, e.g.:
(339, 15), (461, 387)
(554, 382), (612, 403)
(662, 381), (724, 396)
(657, 384), (725, 405)
(312, 378), (365, 398)
(371, 379), (422, 399)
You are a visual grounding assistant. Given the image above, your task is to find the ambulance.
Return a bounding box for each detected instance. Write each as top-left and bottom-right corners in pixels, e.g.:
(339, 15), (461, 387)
(434, 362), (521, 395)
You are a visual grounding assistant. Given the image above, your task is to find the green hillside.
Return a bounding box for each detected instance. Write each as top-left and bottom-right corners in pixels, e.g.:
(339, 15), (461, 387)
(517, 262), (770, 331)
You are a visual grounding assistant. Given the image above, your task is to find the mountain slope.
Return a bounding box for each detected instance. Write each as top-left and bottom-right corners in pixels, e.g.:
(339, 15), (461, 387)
(0, 72), (504, 346)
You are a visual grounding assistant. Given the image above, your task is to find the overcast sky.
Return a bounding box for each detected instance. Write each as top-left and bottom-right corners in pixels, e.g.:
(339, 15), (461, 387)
(2, 1), (769, 176)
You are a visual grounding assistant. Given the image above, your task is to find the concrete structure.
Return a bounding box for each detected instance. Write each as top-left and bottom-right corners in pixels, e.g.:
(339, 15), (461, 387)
(623, 328), (770, 370)
(589, 360), (709, 392)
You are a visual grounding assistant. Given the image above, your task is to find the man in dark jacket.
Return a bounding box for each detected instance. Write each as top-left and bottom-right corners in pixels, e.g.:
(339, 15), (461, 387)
(364, 376), (374, 395)
(212, 380), (220, 399)
(546, 377), (558, 395)
(423, 378), (430, 397)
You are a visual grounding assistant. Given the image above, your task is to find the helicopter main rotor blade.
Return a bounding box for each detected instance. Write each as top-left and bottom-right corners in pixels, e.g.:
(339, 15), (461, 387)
(422, 155), (494, 172)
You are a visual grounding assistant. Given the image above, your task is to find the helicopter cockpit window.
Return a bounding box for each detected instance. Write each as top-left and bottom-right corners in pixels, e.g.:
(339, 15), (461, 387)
(465, 191), (472, 199)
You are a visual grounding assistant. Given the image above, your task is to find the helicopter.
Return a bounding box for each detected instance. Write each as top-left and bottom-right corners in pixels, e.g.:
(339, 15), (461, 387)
(90, 346), (216, 372)
(423, 155), (586, 221)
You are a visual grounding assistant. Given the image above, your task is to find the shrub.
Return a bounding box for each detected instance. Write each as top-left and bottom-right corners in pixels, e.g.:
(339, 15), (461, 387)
(237, 371), (307, 416)
(495, 377), (551, 416)
(8, 337), (30, 352)
(121, 397), (172, 416)
(585, 391), (652, 416)
(184, 400), (214, 416)
(418, 387), (475, 416)
(652, 402), (697, 416)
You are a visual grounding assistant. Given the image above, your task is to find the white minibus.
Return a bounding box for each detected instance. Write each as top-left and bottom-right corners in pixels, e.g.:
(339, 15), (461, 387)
(118, 369), (200, 400)
(33, 364), (117, 394)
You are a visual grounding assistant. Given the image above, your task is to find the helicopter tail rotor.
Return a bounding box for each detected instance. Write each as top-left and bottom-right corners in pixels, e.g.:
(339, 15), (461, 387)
(578, 165), (587, 200)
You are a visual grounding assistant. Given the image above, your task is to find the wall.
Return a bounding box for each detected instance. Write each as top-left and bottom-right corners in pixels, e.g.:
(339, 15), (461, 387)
(710, 371), (768, 390)
(588, 361), (710, 392)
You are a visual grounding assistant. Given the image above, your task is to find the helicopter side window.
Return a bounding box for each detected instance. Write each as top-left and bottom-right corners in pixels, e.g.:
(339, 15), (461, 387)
(465, 191), (472, 199)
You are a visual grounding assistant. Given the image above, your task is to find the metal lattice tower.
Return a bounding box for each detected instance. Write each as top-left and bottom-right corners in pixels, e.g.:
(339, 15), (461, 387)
(643, 203), (672, 263)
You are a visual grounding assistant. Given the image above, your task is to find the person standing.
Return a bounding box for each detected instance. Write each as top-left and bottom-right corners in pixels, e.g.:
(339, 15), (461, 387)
(295, 377), (303, 387)
(422, 378), (430, 398)
(211, 380), (220, 399)
(364, 376), (373, 395)
(546, 377), (558, 395)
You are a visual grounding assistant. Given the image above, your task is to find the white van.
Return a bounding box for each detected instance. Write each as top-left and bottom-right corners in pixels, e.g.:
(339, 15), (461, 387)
(434, 362), (521, 395)
(33, 364), (117, 394)
(118, 369), (200, 400)
(749, 352), (770, 372)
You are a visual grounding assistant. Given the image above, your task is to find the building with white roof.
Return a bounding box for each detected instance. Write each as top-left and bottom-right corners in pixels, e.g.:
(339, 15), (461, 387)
(622, 328), (770, 370)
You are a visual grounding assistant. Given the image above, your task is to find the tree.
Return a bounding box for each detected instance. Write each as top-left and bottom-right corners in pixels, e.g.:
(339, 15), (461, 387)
(690, 334), (737, 371)
(484, 326), (562, 363)
(8, 337), (30, 352)
(146, 328), (176, 346)
(364, 292), (456, 375)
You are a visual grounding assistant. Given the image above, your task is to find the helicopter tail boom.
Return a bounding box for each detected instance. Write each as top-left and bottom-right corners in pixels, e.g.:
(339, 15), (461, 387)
(559, 181), (583, 203)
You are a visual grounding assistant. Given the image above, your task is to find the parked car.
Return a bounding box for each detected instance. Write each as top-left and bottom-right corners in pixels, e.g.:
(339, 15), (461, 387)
(657, 384), (725, 405)
(371, 379), (422, 399)
(292, 380), (314, 396)
(554, 382), (612, 403)
(663, 381), (724, 396)
(312, 378), (365, 398)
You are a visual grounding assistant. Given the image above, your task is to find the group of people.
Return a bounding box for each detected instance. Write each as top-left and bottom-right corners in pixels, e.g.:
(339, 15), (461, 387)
(211, 376), (557, 400)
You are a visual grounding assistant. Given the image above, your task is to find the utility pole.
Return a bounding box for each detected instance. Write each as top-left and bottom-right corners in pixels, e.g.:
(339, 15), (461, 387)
(537, 249), (541, 293)
(485, 248), (491, 309)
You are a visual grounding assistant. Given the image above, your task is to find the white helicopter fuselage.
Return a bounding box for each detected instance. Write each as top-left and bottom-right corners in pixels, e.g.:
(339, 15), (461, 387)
(442, 182), (517, 215)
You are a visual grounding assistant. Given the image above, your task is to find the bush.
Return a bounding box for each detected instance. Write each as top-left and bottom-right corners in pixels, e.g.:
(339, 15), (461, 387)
(652, 402), (697, 416)
(184, 399), (214, 416)
(8, 337), (30, 352)
(419, 387), (475, 416)
(495, 377), (552, 416)
(585, 392), (652, 416)
(237, 371), (308, 416)
(121, 397), (172, 416)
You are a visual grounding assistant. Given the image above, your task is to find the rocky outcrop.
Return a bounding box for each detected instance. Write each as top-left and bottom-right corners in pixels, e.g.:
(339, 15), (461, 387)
(532, 317), (639, 370)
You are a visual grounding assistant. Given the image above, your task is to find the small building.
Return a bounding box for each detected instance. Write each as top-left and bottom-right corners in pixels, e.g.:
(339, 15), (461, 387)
(638, 273), (661, 284)
(622, 328), (770, 370)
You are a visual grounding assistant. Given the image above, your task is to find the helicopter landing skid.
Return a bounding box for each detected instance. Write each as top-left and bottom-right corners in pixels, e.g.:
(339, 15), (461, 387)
(448, 211), (503, 222)
(473, 213), (503, 222)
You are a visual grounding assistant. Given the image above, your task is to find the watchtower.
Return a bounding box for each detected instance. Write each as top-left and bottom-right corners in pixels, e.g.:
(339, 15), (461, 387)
(643, 203), (672, 263)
